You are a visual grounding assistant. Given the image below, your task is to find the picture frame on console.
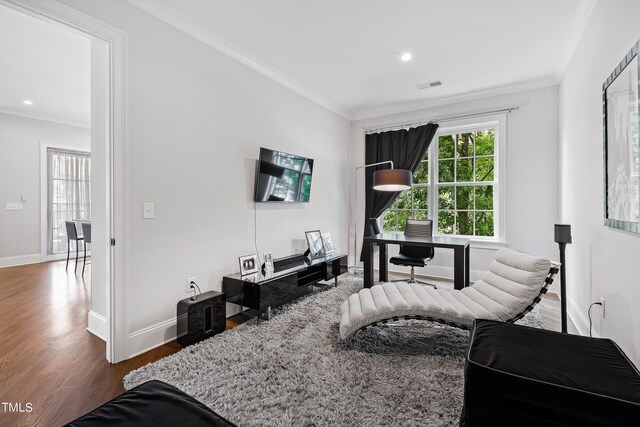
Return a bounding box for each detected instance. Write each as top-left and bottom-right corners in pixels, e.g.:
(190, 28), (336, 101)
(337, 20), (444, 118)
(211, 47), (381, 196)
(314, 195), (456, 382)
(321, 232), (335, 254)
(264, 252), (274, 272)
(305, 230), (326, 259)
(239, 254), (258, 275)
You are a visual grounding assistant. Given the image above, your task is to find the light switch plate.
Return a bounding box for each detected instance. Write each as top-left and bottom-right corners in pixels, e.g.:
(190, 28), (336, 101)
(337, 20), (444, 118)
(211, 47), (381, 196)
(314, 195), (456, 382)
(143, 202), (155, 219)
(6, 203), (23, 210)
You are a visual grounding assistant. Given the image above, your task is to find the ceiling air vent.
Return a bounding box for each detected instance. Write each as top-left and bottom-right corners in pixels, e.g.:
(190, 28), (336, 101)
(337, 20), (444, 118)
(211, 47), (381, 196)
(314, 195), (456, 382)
(415, 80), (442, 90)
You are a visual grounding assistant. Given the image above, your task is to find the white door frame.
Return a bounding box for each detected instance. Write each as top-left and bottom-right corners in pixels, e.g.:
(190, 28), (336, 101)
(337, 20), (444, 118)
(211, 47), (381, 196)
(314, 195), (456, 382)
(2, 0), (129, 363)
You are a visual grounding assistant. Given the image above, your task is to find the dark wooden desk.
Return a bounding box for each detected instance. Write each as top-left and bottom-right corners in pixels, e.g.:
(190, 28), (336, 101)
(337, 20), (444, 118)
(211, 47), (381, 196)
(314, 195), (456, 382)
(363, 233), (471, 290)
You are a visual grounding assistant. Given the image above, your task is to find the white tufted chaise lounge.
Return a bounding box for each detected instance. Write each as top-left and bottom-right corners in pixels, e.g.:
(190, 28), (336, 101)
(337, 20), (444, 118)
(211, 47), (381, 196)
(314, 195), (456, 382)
(339, 248), (559, 340)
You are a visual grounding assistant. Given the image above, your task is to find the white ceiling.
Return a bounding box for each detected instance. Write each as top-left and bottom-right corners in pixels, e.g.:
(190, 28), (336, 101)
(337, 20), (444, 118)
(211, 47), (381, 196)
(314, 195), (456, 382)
(127, 0), (596, 120)
(0, 1), (595, 125)
(0, 5), (90, 127)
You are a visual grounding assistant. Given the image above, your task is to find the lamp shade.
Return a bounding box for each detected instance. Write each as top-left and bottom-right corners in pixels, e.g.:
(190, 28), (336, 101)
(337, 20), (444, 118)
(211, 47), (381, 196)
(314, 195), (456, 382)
(372, 169), (412, 191)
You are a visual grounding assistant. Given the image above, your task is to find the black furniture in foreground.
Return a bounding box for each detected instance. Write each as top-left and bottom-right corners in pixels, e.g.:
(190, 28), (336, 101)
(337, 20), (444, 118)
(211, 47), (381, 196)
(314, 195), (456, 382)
(223, 252), (347, 320)
(177, 290), (226, 346)
(389, 219), (435, 285)
(363, 233), (470, 289)
(65, 380), (237, 427)
(461, 319), (640, 426)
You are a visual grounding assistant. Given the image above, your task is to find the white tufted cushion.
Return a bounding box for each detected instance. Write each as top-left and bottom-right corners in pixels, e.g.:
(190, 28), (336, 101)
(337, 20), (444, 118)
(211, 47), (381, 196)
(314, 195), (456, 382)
(339, 248), (551, 340)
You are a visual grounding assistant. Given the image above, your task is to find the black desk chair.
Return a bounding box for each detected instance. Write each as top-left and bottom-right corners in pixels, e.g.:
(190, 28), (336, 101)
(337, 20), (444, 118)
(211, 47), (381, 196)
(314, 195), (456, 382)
(81, 222), (91, 276)
(389, 219), (435, 286)
(65, 221), (83, 273)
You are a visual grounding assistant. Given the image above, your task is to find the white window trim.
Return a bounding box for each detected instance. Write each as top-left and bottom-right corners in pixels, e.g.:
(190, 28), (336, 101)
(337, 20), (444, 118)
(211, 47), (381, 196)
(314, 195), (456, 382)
(384, 113), (507, 242)
(40, 141), (92, 261)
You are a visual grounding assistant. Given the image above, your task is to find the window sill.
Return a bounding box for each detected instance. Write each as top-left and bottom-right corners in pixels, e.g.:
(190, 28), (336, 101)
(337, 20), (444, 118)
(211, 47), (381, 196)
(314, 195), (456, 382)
(468, 240), (509, 250)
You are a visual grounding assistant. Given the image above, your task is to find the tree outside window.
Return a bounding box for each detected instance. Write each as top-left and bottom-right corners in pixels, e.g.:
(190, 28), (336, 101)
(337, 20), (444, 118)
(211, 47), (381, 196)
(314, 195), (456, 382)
(383, 127), (497, 238)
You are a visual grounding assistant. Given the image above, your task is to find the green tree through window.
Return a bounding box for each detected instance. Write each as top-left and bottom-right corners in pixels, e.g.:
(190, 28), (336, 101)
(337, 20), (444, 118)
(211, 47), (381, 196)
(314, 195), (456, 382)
(382, 127), (497, 238)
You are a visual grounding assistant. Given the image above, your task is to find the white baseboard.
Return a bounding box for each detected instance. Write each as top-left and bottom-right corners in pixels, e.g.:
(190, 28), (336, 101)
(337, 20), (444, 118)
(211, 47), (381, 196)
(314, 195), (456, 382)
(0, 253), (42, 268)
(128, 308), (244, 359)
(87, 310), (107, 341)
(387, 265), (485, 283)
(128, 318), (177, 359)
(226, 302), (244, 317)
(567, 296), (599, 338)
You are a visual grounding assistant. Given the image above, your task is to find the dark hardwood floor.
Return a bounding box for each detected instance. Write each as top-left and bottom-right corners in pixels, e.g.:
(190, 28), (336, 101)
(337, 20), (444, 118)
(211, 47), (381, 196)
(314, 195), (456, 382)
(0, 262), (565, 426)
(0, 260), (244, 427)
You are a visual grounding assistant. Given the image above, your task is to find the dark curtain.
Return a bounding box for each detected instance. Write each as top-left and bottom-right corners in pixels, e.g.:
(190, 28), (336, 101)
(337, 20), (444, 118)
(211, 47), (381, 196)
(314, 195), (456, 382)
(360, 123), (439, 261)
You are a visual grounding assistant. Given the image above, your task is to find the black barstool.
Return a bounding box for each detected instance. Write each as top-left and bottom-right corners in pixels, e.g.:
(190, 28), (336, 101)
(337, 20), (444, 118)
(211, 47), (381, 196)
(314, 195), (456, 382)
(81, 222), (91, 276)
(65, 221), (83, 273)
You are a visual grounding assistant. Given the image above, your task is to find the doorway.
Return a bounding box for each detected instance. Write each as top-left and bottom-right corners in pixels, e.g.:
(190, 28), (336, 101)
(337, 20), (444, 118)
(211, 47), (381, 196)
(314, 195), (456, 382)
(0, 0), (127, 363)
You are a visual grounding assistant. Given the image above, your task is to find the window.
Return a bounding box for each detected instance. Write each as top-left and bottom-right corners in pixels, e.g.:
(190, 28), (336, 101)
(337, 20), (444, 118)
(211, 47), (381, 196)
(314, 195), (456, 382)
(383, 117), (504, 240)
(47, 147), (91, 254)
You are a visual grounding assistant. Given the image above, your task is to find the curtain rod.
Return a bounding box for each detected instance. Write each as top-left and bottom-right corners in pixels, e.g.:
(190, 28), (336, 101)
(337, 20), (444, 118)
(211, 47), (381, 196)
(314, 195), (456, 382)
(363, 106), (520, 134)
(46, 146), (91, 156)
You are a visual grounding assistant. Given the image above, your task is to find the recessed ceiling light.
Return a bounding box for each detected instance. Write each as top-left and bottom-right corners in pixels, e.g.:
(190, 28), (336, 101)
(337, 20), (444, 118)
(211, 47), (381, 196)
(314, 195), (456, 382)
(401, 53), (412, 62)
(23, 99), (33, 106)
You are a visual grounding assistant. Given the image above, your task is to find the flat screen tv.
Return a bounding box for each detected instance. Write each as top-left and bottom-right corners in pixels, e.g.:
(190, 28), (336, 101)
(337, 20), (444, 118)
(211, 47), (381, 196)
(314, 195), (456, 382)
(255, 147), (314, 203)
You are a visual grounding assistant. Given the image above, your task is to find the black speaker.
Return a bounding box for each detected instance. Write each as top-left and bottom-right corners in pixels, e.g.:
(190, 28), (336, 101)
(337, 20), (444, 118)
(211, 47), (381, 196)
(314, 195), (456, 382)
(554, 224), (572, 244)
(554, 224), (572, 333)
(177, 291), (226, 346)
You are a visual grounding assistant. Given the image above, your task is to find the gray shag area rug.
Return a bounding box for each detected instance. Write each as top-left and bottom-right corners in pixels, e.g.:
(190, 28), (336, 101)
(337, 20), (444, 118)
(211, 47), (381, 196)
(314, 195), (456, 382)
(124, 278), (543, 426)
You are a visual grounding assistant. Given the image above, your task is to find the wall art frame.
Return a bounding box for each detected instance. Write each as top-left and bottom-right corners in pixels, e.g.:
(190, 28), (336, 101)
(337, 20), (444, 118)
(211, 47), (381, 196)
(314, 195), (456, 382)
(603, 38), (640, 234)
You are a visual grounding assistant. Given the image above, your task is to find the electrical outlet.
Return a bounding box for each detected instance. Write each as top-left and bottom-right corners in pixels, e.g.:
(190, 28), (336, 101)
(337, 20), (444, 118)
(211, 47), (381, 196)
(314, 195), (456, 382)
(599, 296), (606, 318)
(186, 277), (196, 294)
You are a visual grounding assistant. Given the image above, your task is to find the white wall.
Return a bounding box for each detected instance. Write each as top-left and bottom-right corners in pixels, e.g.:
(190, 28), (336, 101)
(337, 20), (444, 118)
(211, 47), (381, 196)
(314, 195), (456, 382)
(56, 0), (351, 357)
(349, 86), (560, 284)
(559, 0), (640, 365)
(0, 112), (90, 263)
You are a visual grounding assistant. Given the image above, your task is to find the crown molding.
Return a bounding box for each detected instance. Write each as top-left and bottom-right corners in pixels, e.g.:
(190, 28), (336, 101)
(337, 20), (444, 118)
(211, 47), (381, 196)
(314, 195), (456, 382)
(124, 0), (352, 120)
(351, 76), (559, 121)
(0, 107), (90, 128)
(125, 0), (589, 124)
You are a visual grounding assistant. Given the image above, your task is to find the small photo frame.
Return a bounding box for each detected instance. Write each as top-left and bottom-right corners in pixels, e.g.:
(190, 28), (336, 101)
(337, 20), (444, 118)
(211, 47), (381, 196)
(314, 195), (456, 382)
(321, 232), (335, 254)
(243, 272), (259, 282)
(305, 230), (326, 259)
(239, 254), (258, 275)
(264, 252), (274, 272)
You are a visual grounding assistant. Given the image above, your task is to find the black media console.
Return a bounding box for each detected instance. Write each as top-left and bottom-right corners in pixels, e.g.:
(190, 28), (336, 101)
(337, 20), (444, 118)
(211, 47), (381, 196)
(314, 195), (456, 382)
(223, 252), (347, 319)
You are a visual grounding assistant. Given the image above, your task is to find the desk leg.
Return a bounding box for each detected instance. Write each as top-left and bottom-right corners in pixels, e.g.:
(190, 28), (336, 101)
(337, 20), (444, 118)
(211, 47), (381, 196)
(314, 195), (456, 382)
(454, 246), (468, 290)
(364, 241), (374, 288)
(379, 244), (388, 283)
(465, 244), (470, 287)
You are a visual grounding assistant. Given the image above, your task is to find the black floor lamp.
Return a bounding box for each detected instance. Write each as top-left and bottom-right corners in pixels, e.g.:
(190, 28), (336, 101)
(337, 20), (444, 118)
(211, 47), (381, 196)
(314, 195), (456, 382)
(352, 161), (412, 273)
(554, 224), (572, 333)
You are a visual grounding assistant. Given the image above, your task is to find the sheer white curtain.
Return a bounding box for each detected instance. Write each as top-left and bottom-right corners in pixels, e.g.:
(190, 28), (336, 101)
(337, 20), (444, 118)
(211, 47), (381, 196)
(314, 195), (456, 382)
(47, 147), (91, 255)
